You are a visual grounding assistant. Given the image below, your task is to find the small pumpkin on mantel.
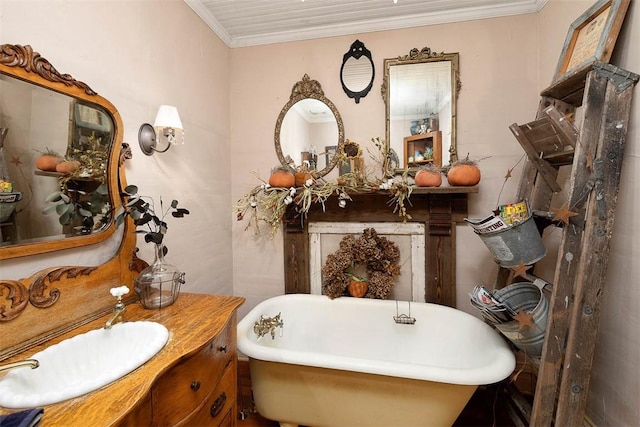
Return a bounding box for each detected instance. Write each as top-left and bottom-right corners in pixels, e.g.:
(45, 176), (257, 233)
(294, 162), (314, 187)
(348, 278), (368, 298)
(414, 165), (442, 187)
(268, 166), (295, 188)
(55, 160), (81, 174)
(35, 150), (64, 172)
(446, 155), (481, 186)
(295, 171), (313, 187)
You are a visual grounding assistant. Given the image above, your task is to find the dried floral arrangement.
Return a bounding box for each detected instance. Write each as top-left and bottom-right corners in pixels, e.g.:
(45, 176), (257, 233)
(234, 138), (415, 236)
(42, 133), (112, 233)
(321, 228), (401, 299)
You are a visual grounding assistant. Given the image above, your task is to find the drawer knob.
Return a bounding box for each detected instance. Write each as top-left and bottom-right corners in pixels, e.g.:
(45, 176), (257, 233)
(218, 345), (228, 353)
(190, 381), (201, 391)
(210, 392), (227, 418)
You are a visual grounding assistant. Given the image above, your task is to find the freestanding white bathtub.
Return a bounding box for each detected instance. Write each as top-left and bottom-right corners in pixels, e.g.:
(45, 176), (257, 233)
(237, 294), (515, 427)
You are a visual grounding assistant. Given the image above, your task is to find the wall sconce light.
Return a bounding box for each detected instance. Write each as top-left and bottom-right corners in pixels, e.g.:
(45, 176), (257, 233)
(138, 105), (183, 156)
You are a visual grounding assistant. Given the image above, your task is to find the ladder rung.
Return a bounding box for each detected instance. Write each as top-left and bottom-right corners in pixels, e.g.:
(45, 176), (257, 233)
(543, 105), (578, 148)
(542, 148), (574, 166)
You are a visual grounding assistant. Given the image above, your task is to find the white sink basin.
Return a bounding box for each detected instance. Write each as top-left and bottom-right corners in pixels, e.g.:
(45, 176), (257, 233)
(0, 321), (169, 409)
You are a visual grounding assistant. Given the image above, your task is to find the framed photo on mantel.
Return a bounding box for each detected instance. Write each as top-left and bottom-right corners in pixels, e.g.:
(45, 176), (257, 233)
(542, 0), (630, 101)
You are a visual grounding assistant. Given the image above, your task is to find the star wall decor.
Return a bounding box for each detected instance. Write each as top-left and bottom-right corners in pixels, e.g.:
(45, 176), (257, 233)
(504, 167), (513, 179)
(513, 309), (535, 330)
(511, 260), (533, 279)
(10, 156), (22, 166)
(552, 203), (579, 225)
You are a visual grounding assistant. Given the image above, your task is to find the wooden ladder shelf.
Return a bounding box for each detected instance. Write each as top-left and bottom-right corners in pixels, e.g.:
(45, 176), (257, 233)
(497, 61), (638, 426)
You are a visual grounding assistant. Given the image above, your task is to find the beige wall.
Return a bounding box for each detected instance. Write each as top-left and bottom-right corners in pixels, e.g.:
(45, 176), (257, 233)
(0, 0), (233, 296)
(1, 0), (638, 424)
(230, 14), (540, 316)
(231, 3), (639, 425)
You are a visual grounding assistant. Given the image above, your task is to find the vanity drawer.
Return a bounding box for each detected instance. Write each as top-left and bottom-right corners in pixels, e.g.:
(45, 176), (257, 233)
(180, 362), (237, 426)
(152, 320), (235, 425)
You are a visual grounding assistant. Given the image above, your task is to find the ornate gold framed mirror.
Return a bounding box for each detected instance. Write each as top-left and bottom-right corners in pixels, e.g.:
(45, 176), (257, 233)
(382, 47), (461, 171)
(0, 44), (124, 260)
(274, 74), (345, 178)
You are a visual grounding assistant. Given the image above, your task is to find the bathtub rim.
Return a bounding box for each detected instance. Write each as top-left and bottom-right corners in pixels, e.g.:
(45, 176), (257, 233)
(237, 294), (516, 386)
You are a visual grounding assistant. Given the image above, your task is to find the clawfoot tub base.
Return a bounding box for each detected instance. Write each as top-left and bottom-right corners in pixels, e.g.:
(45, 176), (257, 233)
(251, 359), (476, 427)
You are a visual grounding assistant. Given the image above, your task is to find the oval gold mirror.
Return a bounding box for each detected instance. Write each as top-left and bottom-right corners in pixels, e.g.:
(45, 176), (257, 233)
(0, 44), (123, 260)
(274, 74), (344, 178)
(383, 47), (460, 171)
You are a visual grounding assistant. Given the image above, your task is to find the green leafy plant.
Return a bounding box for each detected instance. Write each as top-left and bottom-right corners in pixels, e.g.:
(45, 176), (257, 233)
(345, 263), (367, 282)
(115, 185), (189, 252)
(43, 183), (110, 234)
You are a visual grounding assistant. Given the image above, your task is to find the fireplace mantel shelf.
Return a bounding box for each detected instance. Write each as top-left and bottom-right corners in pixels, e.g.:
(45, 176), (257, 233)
(325, 184), (478, 196)
(283, 187), (477, 307)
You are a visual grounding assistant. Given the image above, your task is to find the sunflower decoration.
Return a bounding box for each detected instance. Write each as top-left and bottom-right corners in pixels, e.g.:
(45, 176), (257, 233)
(322, 228), (401, 299)
(341, 139), (362, 158)
(338, 139), (367, 184)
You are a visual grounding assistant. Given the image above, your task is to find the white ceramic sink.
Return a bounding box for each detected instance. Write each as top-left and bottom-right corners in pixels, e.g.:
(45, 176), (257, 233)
(0, 321), (169, 409)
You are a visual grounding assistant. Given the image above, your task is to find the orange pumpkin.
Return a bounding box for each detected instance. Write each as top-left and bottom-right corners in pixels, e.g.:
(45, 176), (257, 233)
(447, 162), (481, 186)
(55, 160), (81, 174)
(295, 171), (313, 187)
(415, 169), (442, 187)
(35, 154), (63, 172)
(268, 169), (295, 188)
(348, 280), (368, 298)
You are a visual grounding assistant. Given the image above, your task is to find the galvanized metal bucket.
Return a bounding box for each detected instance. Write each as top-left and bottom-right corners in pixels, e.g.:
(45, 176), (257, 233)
(476, 215), (546, 268)
(493, 282), (548, 357)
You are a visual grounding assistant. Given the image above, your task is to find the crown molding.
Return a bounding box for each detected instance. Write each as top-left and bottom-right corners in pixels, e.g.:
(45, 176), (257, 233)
(183, 0), (234, 47)
(186, 0), (548, 49)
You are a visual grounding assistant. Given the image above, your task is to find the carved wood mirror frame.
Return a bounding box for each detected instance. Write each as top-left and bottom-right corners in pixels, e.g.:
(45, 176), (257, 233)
(0, 45), (143, 361)
(0, 44), (123, 260)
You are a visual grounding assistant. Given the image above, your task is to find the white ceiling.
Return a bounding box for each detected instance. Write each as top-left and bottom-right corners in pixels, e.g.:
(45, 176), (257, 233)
(185, 0), (548, 48)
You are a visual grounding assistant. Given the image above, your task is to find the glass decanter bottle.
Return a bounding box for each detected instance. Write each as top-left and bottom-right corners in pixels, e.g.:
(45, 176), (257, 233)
(134, 243), (185, 309)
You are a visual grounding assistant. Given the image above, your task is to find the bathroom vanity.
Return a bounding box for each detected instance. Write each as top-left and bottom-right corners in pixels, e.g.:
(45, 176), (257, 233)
(0, 44), (245, 426)
(0, 293), (244, 426)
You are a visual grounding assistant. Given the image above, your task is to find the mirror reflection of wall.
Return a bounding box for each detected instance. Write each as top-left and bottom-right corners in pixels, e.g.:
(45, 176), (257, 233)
(389, 61), (452, 166)
(0, 73), (114, 245)
(1, 74), (69, 242)
(280, 98), (338, 170)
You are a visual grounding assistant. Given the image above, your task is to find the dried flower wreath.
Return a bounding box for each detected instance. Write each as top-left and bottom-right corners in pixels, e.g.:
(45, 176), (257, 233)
(322, 228), (401, 299)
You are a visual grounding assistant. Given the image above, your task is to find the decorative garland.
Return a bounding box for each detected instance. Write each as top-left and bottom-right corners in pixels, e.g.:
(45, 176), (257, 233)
(322, 228), (401, 299)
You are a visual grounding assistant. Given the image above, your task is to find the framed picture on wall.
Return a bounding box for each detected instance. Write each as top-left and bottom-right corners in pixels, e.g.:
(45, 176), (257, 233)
(324, 145), (337, 167)
(546, 0), (630, 91)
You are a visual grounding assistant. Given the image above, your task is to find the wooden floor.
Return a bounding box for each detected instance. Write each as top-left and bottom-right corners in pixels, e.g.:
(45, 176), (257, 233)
(237, 360), (516, 427)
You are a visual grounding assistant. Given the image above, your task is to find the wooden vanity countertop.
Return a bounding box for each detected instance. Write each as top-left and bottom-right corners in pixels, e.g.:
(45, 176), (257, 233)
(0, 293), (245, 425)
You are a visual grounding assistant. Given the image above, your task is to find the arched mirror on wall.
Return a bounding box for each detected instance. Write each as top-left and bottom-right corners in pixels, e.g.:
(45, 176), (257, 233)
(0, 44), (123, 260)
(340, 40), (375, 104)
(274, 74), (345, 178)
(382, 47), (460, 171)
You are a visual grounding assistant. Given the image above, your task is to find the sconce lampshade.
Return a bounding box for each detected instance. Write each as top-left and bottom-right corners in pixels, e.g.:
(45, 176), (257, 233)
(139, 105), (183, 156)
(154, 105), (183, 131)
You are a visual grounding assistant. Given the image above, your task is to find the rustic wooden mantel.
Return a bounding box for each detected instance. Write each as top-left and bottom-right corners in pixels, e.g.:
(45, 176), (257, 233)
(282, 186), (478, 307)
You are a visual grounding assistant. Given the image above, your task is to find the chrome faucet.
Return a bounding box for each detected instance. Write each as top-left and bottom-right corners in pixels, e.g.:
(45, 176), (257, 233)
(0, 359), (39, 373)
(253, 313), (283, 340)
(105, 285), (130, 329)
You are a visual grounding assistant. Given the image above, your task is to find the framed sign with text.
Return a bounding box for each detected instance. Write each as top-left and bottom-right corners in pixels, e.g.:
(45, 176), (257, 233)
(550, 0), (630, 86)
